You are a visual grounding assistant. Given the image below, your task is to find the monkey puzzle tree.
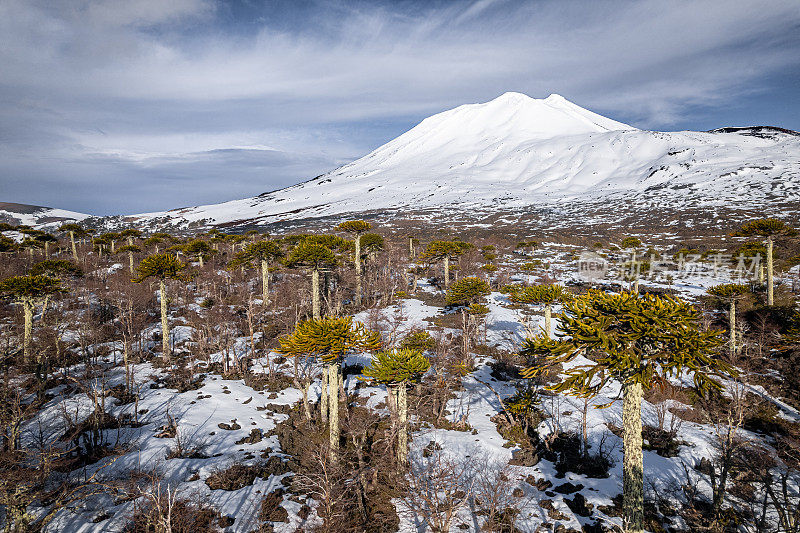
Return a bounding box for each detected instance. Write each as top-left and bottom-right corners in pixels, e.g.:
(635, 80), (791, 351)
(278, 316), (381, 457)
(419, 240), (473, 288)
(115, 244), (142, 274)
(30, 259), (82, 279)
(506, 284), (573, 337)
(59, 223), (86, 262)
(0, 275), (65, 362)
(445, 277), (490, 307)
(229, 240), (283, 305)
(707, 284), (750, 355)
(521, 291), (729, 533)
(734, 218), (793, 305)
(119, 228), (142, 246)
(284, 241), (337, 319)
(132, 253), (189, 360)
(336, 220), (372, 306)
(34, 233), (58, 257)
(362, 348), (430, 465)
(182, 239), (215, 268)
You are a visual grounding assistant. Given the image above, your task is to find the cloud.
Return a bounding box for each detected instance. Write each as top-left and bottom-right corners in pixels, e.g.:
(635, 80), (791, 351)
(0, 0), (798, 214)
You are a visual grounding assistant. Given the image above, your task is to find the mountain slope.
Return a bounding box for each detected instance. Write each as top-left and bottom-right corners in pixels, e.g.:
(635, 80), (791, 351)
(116, 93), (800, 228)
(0, 202), (90, 227)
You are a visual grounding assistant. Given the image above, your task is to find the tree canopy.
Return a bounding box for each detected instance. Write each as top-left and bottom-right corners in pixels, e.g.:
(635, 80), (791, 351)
(277, 316), (381, 364)
(132, 253), (189, 283)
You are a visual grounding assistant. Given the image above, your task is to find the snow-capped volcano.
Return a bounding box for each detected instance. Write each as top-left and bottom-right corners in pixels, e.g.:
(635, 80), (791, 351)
(121, 92), (800, 228)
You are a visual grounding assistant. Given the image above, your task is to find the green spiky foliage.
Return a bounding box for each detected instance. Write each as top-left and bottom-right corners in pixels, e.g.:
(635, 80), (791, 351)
(520, 290), (729, 533)
(119, 228), (142, 245)
(284, 241), (338, 319)
(506, 284), (572, 337)
(445, 277), (490, 306)
(359, 233), (384, 260)
(620, 237), (642, 249)
(229, 240), (283, 304)
(278, 316), (381, 455)
(363, 347), (430, 464)
(467, 303), (489, 316)
(419, 240), (473, 288)
(399, 329), (436, 351)
(707, 284), (750, 354)
(115, 244), (142, 273)
(132, 253), (190, 360)
(0, 236), (17, 254)
(734, 218), (793, 305)
(30, 259), (82, 279)
(362, 348), (430, 385)
(0, 275), (65, 361)
(0, 223), (17, 232)
(182, 239), (215, 267)
(336, 220), (371, 234)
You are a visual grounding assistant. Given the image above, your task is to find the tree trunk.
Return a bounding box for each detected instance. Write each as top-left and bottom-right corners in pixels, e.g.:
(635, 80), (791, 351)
(70, 231), (78, 262)
(321, 363), (329, 425)
(128, 251), (135, 274)
(159, 280), (170, 360)
(312, 269), (321, 319)
(329, 361), (340, 457)
(622, 380), (644, 533)
(261, 259), (269, 305)
(767, 236), (774, 306)
(355, 234), (362, 306)
(409, 237), (414, 258)
(397, 381), (408, 466)
(729, 299), (736, 354)
(544, 304), (552, 338)
(443, 256), (450, 288)
(23, 299), (33, 362)
(198, 255), (203, 268)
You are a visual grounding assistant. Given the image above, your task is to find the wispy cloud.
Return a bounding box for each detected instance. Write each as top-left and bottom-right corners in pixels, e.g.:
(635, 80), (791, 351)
(1, 0), (798, 213)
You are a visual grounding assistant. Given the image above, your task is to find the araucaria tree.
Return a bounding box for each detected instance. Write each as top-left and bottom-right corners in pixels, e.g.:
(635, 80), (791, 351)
(277, 316), (381, 457)
(521, 291), (729, 533)
(230, 240), (283, 305)
(182, 239), (215, 268)
(115, 244), (141, 274)
(59, 223), (86, 262)
(0, 275), (65, 362)
(707, 284), (750, 355)
(284, 241), (337, 319)
(362, 348), (430, 465)
(445, 277), (490, 307)
(506, 284), (572, 337)
(132, 253), (189, 360)
(419, 240), (473, 288)
(336, 220), (371, 306)
(734, 218), (792, 305)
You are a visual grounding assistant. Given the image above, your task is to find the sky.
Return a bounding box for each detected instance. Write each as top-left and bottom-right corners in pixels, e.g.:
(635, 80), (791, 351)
(1, 0), (799, 215)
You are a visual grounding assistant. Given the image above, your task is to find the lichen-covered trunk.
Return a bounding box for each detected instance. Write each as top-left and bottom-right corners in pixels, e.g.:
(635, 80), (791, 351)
(767, 237), (774, 306)
(23, 299), (33, 362)
(355, 234), (363, 306)
(311, 269), (321, 319)
(159, 280), (170, 360)
(544, 304), (552, 338)
(397, 382), (408, 466)
(198, 255), (204, 268)
(329, 362), (340, 458)
(443, 256), (450, 288)
(261, 260), (269, 305)
(70, 231), (78, 262)
(409, 237), (414, 258)
(320, 363), (329, 425)
(128, 251), (135, 274)
(622, 381), (644, 533)
(729, 300), (737, 354)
